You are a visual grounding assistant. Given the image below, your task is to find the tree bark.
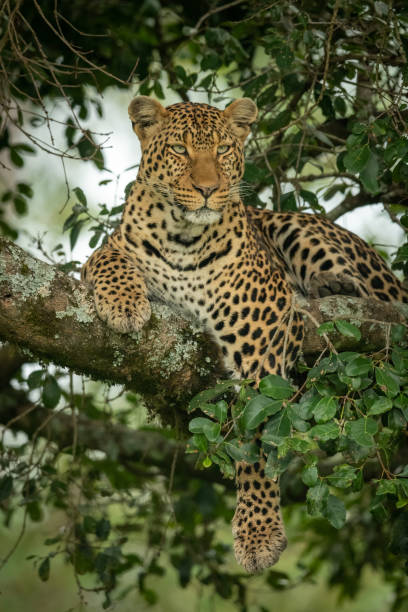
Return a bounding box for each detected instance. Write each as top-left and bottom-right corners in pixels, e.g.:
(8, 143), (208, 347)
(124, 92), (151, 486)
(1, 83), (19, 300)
(0, 237), (407, 418)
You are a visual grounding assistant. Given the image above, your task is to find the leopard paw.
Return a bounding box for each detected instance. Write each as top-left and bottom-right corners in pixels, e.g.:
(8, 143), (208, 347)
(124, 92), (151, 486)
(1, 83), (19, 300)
(94, 292), (151, 334)
(309, 272), (360, 299)
(232, 510), (287, 573)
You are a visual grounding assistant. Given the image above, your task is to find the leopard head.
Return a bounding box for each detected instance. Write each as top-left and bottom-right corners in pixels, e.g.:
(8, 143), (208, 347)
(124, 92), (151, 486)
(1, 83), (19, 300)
(128, 96), (257, 225)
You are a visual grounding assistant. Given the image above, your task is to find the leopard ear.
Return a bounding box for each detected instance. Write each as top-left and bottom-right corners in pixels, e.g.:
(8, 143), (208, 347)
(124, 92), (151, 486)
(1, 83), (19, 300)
(128, 96), (168, 143)
(223, 98), (258, 142)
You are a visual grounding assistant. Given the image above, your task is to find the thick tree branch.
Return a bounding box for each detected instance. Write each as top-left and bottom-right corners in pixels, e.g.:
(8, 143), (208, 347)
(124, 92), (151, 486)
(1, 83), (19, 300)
(0, 237), (407, 418)
(0, 237), (224, 415)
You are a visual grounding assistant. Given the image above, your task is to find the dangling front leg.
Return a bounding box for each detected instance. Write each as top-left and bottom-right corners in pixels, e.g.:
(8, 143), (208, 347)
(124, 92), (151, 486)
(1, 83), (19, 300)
(232, 456), (287, 573)
(216, 284), (303, 573)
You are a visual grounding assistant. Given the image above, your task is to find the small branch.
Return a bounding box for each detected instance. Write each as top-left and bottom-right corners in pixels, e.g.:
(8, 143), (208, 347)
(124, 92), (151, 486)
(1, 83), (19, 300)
(326, 190), (408, 222)
(0, 390), (231, 489)
(326, 193), (379, 221)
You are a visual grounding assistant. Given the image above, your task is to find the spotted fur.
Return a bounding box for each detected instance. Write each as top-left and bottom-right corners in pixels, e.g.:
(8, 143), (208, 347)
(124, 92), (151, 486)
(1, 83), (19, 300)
(82, 96), (407, 573)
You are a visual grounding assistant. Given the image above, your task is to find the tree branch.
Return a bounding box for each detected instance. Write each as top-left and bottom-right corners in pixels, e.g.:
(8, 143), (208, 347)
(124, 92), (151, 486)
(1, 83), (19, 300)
(326, 189), (408, 222)
(0, 237), (224, 416)
(0, 237), (406, 418)
(0, 388), (230, 489)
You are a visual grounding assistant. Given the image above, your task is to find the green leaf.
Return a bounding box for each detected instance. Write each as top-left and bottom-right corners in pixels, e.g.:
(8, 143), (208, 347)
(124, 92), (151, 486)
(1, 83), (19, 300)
(302, 464), (319, 486)
(225, 441), (259, 463)
(388, 408), (406, 430)
(376, 480), (397, 496)
(13, 195), (27, 215)
(275, 44), (294, 71)
(300, 189), (319, 209)
(317, 321), (335, 336)
(360, 152), (380, 194)
(335, 320), (361, 341)
(188, 417), (209, 433)
(278, 437), (313, 456)
(200, 400), (229, 424)
(345, 356), (371, 377)
(397, 478), (408, 499)
(63, 211), (78, 233)
(95, 518), (111, 540)
(280, 191), (297, 211)
(343, 143), (370, 173)
(10, 148), (24, 167)
(351, 122), (367, 135)
(73, 186), (87, 207)
(110, 204), (125, 216)
(345, 417), (378, 447)
(328, 465), (357, 489)
(307, 482), (329, 516)
(201, 51), (222, 70)
(42, 376), (61, 409)
(17, 182), (33, 198)
(367, 396), (393, 415)
(292, 390), (320, 420)
(264, 448), (292, 479)
(0, 475), (13, 502)
(189, 417), (220, 442)
(324, 494), (346, 529)
(261, 411), (291, 444)
(83, 515), (97, 533)
(259, 375), (294, 399)
(265, 109), (291, 132)
(203, 421), (221, 442)
(38, 558), (50, 582)
(188, 380), (239, 413)
(153, 80), (165, 99)
(191, 434), (208, 453)
(27, 369), (44, 389)
(308, 422), (339, 441)
(212, 400), (228, 424)
(375, 367), (400, 397)
(313, 396), (338, 423)
(69, 221), (84, 250)
(241, 395), (282, 430)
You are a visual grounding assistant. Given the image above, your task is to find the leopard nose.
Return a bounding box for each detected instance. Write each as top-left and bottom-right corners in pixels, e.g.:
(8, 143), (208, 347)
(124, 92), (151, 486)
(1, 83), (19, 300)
(192, 183), (219, 198)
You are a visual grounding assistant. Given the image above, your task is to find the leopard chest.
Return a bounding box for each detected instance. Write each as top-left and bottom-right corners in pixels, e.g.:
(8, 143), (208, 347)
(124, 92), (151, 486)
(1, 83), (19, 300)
(133, 238), (220, 323)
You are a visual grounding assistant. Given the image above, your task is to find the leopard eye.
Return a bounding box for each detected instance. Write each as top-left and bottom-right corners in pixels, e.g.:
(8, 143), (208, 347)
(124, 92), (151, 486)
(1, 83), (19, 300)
(170, 144), (187, 154)
(217, 144), (230, 155)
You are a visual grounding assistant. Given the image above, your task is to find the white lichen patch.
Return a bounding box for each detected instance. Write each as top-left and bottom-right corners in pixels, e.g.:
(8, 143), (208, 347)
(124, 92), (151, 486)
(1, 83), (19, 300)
(151, 301), (203, 331)
(158, 336), (199, 377)
(55, 286), (96, 324)
(151, 302), (174, 321)
(55, 305), (94, 323)
(112, 348), (124, 367)
(319, 296), (364, 324)
(0, 248), (56, 301)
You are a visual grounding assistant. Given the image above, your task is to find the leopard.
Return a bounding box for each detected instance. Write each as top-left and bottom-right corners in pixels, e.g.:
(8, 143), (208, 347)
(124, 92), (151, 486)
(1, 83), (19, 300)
(81, 95), (407, 574)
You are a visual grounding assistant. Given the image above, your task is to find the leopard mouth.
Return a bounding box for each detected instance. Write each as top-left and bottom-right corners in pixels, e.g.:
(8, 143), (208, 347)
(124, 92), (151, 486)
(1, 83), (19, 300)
(184, 205), (222, 225)
(172, 193), (222, 224)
